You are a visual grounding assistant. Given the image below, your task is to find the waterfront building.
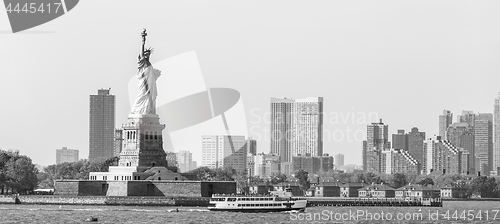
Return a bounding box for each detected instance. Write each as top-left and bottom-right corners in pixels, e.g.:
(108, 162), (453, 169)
(363, 119), (390, 173)
(358, 184), (395, 198)
(439, 110), (453, 140)
(340, 183), (366, 197)
(270, 97), (323, 163)
(395, 184), (440, 199)
(56, 147), (79, 164)
(89, 88), (115, 162)
(440, 187), (468, 198)
(315, 182), (341, 197)
(201, 135), (247, 173)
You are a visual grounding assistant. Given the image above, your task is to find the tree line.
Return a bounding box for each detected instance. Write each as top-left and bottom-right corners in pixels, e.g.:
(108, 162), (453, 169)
(2, 148), (499, 198)
(0, 150), (38, 194)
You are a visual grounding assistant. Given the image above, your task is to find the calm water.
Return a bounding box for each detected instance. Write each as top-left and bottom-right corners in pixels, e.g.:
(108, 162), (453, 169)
(1, 201), (500, 223)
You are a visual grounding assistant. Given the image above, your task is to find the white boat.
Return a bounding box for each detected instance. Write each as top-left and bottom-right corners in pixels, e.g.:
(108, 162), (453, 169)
(208, 194), (307, 212)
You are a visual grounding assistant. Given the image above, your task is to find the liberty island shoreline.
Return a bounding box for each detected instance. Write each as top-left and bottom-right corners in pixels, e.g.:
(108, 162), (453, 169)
(1, 195), (498, 207)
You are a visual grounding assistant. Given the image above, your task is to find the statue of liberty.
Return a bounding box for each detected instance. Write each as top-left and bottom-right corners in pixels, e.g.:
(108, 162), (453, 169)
(131, 29), (161, 115)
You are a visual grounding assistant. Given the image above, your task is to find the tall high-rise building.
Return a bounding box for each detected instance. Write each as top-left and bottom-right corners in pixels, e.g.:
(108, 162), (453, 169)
(392, 130), (407, 150)
(334, 153), (345, 167)
(246, 153), (255, 177)
(253, 153), (280, 178)
(363, 119), (390, 173)
(475, 113), (493, 176)
(362, 141), (367, 171)
(446, 122), (474, 174)
(56, 147), (79, 164)
(439, 110), (453, 139)
(494, 93), (500, 175)
(270, 97), (323, 164)
(382, 149), (419, 176)
(201, 135), (247, 173)
(458, 111), (475, 127)
(176, 150), (196, 173)
(423, 136), (462, 175)
(407, 127), (426, 170)
(246, 138), (257, 155)
(89, 89), (115, 162)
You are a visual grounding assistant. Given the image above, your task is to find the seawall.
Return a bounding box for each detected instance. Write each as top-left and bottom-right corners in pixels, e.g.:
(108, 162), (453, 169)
(0, 195), (210, 206)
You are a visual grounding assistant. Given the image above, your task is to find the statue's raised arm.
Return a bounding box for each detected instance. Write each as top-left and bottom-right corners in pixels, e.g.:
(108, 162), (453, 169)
(141, 28), (147, 57)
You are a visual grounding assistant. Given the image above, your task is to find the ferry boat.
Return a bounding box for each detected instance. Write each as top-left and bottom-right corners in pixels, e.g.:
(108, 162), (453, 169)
(208, 194), (307, 212)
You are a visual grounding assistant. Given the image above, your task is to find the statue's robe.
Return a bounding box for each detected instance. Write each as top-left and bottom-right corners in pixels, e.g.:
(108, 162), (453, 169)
(131, 55), (161, 115)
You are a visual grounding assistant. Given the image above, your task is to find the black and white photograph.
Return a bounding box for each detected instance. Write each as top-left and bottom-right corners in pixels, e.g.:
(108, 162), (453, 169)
(1, 1), (500, 223)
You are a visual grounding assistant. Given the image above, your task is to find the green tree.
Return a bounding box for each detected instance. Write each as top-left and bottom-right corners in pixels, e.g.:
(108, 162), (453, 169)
(2, 151), (39, 194)
(469, 176), (498, 198)
(294, 170), (310, 191)
(267, 173), (287, 185)
(417, 177), (435, 186)
(389, 173), (407, 188)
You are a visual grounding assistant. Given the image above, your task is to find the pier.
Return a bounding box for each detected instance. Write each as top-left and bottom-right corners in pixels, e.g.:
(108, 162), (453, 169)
(304, 197), (442, 207)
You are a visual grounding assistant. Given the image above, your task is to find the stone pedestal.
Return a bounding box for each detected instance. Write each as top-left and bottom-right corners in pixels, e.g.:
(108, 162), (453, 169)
(119, 114), (167, 169)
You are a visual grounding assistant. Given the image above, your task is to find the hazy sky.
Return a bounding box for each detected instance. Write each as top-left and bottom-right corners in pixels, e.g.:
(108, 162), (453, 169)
(1, 1), (500, 166)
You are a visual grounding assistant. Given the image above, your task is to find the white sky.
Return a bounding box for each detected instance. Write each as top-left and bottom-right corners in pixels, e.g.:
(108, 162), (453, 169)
(1, 1), (499, 166)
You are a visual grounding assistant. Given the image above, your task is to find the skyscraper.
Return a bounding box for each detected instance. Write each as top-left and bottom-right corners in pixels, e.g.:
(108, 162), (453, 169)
(334, 153), (345, 167)
(89, 89), (115, 162)
(382, 149), (419, 176)
(176, 150), (196, 173)
(363, 119), (390, 173)
(423, 136), (462, 175)
(201, 135), (247, 173)
(446, 122), (474, 174)
(439, 110), (453, 139)
(56, 147), (79, 164)
(392, 130), (407, 150)
(458, 111), (475, 127)
(494, 93), (500, 175)
(407, 127), (426, 170)
(246, 138), (257, 155)
(270, 97), (323, 163)
(474, 113), (493, 175)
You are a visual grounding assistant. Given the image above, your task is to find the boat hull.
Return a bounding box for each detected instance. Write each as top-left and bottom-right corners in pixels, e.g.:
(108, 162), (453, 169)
(208, 207), (305, 213)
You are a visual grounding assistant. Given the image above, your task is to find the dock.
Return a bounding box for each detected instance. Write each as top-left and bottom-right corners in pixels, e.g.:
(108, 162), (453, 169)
(303, 197), (443, 207)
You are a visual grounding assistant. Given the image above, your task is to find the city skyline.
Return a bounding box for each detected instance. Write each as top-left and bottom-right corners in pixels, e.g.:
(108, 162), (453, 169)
(1, 1), (500, 166)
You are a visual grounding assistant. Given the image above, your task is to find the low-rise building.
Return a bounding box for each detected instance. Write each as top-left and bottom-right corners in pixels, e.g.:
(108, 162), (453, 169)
(440, 187), (468, 198)
(315, 182), (341, 197)
(395, 184), (440, 199)
(272, 182), (303, 196)
(249, 182), (273, 195)
(340, 183), (366, 197)
(358, 184), (395, 198)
